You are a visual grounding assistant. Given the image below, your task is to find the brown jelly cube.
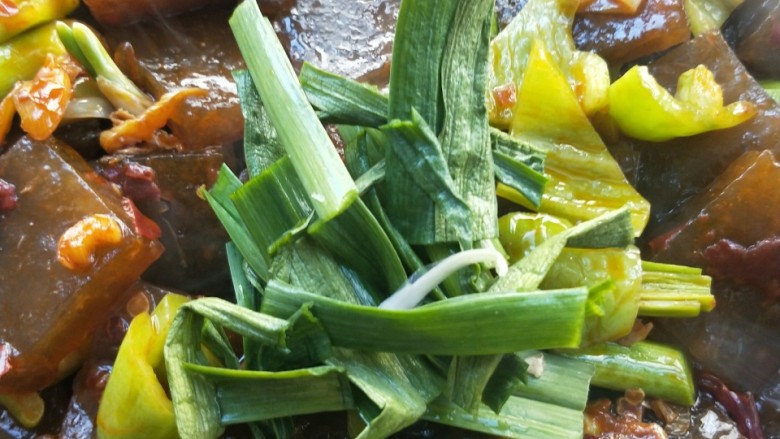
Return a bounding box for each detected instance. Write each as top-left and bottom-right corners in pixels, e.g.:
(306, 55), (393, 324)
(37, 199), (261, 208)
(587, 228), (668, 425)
(0, 137), (163, 393)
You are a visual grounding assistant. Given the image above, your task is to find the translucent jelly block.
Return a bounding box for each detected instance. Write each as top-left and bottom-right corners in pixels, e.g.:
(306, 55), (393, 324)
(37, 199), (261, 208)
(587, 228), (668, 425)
(624, 32), (780, 229)
(96, 151), (230, 296)
(0, 137), (163, 393)
(723, 0), (780, 79)
(650, 150), (780, 271)
(573, 0), (691, 65)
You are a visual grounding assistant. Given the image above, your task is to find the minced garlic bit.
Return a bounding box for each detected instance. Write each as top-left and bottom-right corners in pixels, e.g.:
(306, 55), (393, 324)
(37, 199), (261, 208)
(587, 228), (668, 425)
(524, 352), (545, 378)
(57, 214), (123, 271)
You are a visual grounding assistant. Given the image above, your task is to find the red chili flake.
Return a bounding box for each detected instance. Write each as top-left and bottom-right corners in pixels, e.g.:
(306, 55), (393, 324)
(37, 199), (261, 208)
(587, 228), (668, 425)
(699, 373), (765, 439)
(122, 198), (162, 240)
(703, 238), (780, 304)
(492, 83), (517, 112)
(0, 178), (17, 212)
(99, 162), (160, 203)
(0, 0), (19, 17)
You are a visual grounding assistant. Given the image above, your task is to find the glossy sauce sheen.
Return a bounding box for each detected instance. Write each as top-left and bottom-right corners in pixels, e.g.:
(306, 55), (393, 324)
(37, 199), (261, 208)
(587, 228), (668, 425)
(573, 0), (690, 65)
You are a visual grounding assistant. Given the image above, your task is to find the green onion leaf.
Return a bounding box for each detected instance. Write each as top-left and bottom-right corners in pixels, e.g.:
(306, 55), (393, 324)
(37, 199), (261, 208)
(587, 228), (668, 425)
(261, 280), (588, 355)
(559, 341), (696, 406)
(299, 62), (388, 127)
(230, 0), (357, 221)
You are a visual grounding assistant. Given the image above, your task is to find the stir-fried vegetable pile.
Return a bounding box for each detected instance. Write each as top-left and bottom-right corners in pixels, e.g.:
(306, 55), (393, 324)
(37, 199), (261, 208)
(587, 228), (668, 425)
(1, 0), (778, 437)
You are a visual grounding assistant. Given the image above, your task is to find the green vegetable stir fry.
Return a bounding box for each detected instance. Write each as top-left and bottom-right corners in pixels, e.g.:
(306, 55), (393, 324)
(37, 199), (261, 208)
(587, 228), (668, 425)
(2, 0), (777, 437)
(154, 0), (719, 437)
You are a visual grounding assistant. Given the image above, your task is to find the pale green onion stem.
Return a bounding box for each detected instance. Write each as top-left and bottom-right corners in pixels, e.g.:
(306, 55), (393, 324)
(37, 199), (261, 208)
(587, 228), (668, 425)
(58, 21), (153, 116)
(379, 249), (508, 310)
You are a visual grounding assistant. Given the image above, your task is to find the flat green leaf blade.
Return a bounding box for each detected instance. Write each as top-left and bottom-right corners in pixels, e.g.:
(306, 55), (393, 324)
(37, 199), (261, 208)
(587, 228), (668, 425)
(231, 157), (314, 256)
(233, 69), (285, 177)
(308, 196), (408, 295)
(382, 110), (472, 244)
(328, 349), (430, 439)
(186, 364), (354, 424)
(202, 165), (270, 282)
(261, 280), (587, 355)
(512, 351), (594, 411)
(491, 128), (548, 208)
(388, 0), (459, 129)
(299, 62), (388, 127)
(437, 0), (498, 241)
(423, 395), (583, 439)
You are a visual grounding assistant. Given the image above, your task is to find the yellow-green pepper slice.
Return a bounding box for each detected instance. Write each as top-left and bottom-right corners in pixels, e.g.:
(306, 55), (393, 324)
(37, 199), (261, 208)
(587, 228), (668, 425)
(608, 64), (756, 142)
(96, 293), (190, 439)
(541, 246), (643, 346)
(0, 0), (79, 43)
(498, 211), (572, 263)
(0, 22), (67, 98)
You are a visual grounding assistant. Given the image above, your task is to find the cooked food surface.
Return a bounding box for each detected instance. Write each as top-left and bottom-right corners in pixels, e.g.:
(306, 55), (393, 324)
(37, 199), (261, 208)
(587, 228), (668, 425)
(723, 0), (780, 79)
(83, 0), (229, 26)
(273, 0), (400, 84)
(616, 31), (780, 228)
(96, 151), (231, 296)
(0, 0), (779, 437)
(107, 5), (246, 150)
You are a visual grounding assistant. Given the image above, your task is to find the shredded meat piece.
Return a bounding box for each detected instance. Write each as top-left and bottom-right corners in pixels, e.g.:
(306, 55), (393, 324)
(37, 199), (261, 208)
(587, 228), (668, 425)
(616, 319), (654, 346)
(0, 178), (16, 212)
(704, 238), (780, 304)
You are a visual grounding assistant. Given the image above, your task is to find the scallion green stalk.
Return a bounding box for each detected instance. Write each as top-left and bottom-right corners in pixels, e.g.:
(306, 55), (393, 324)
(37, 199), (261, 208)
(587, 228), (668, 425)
(299, 62), (388, 127)
(188, 364), (354, 425)
(423, 395), (584, 439)
(261, 280), (588, 355)
(511, 351), (594, 411)
(200, 165), (270, 282)
(230, 1), (357, 222)
(639, 261), (714, 317)
(559, 341), (696, 406)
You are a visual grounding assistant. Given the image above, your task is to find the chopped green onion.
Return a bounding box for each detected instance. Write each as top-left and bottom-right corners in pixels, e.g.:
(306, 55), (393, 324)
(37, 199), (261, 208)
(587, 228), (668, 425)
(201, 166), (270, 282)
(262, 280), (588, 355)
(512, 351), (594, 411)
(232, 70), (285, 178)
(559, 341), (696, 406)
(188, 364), (354, 425)
(299, 62), (388, 127)
(230, 1), (357, 221)
(639, 260), (714, 317)
(424, 395), (584, 439)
